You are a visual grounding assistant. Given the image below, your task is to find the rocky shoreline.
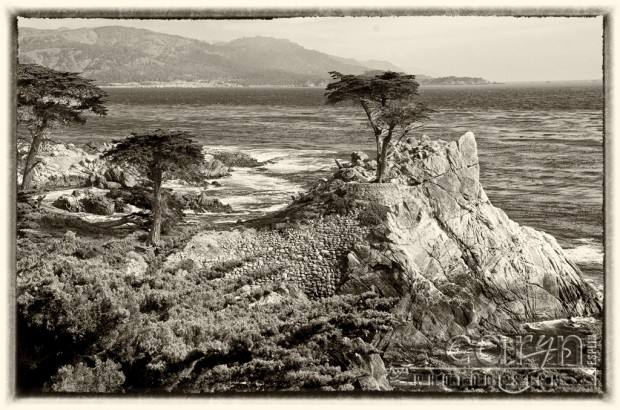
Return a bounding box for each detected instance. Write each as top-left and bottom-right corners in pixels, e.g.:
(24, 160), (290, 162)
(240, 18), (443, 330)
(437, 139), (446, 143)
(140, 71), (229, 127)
(16, 132), (602, 392)
(171, 132), (601, 340)
(16, 141), (270, 221)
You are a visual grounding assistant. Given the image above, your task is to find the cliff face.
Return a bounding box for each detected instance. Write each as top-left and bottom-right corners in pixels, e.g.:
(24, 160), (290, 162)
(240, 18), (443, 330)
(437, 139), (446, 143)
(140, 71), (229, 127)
(173, 132), (601, 349)
(334, 132), (601, 345)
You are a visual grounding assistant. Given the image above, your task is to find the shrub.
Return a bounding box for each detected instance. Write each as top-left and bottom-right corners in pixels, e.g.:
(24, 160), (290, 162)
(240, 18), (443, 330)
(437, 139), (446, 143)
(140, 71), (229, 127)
(47, 358), (125, 393)
(17, 229), (398, 393)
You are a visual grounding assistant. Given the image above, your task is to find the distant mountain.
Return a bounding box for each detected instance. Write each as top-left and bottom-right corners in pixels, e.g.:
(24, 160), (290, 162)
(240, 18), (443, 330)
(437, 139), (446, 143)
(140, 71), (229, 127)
(18, 27), (410, 86)
(18, 26), (491, 87)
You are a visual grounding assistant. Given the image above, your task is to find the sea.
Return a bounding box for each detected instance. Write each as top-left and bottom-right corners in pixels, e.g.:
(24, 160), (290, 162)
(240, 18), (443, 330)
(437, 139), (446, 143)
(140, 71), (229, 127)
(53, 82), (604, 293)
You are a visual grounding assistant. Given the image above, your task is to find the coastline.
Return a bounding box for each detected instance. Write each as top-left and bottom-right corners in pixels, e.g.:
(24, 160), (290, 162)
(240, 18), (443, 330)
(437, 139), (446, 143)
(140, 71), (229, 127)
(100, 80), (602, 89)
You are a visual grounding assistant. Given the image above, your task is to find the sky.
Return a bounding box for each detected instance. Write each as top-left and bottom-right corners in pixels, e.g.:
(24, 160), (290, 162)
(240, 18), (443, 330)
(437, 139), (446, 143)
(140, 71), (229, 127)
(18, 16), (603, 82)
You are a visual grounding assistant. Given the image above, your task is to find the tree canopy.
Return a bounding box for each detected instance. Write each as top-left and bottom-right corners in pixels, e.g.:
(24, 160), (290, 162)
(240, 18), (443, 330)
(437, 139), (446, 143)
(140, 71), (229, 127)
(325, 71), (433, 182)
(103, 129), (205, 182)
(17, 63), (108, 130)
(17, 63), (108, 190)
(325, 70), (421, 107)
(103, 129), (206, 246)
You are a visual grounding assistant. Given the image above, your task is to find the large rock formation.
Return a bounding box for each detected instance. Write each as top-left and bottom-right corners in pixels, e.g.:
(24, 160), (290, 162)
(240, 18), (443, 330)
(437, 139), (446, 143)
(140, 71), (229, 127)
(173, 132), (601, 351)
(17, 143), (237, 190)
(17, 142), (137, 190)
(17, 143), (107, 190)
(337, 133), (601, 345)
(52, 189), (117, 215)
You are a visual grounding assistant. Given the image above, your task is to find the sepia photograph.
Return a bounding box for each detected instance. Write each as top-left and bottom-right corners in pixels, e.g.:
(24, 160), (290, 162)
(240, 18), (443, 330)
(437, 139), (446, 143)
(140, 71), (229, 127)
(6, 1), (614, 401)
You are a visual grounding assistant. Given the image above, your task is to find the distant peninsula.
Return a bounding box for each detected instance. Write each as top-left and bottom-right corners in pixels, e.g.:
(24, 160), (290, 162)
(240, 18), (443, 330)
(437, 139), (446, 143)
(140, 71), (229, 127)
(19, 26), (496, 87)
(418, 76), (498, 85)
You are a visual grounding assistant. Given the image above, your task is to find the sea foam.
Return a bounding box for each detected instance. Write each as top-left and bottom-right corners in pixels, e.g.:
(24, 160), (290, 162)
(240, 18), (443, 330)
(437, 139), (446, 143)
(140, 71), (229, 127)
(564, 238), (604, 265)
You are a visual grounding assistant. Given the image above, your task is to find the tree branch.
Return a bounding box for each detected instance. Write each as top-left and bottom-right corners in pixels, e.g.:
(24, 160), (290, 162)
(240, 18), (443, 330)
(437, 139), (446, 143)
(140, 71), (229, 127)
(360, 99), (381, 136)
(25, 159), (43, 174)
(395, 124), (424, 145)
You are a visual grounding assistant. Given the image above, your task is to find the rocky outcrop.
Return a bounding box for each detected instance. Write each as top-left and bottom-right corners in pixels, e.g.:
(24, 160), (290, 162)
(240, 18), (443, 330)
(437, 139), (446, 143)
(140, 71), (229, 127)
(334, 133), (602, 344)
(52, 194), (83, 213)
(18, 143), (255, 190)
(17, 142), (138, 190)
(171, 191), (234, 213)
(173, 132), (601, 351)
(104, 166), (138, 188)
(52, 189), (117, 216)
(80, 194), (116, 216)
(339, 338), (391, 391)
(206, 150), (262, 168)
(18, 143), (104, 190)
(202, 154), (231, 179)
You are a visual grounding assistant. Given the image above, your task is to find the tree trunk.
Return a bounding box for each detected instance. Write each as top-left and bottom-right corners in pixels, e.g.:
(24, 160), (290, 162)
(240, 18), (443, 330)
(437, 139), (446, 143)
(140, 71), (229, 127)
(147, 171), (163, 247)
(20, 130), (44, 191)
(376, 133), (392, 183)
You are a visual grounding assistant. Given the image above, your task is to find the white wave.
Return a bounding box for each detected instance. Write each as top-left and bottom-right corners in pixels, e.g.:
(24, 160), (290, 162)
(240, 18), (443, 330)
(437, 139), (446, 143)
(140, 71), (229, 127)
(258, 203), (289, 213)
(200, 144), (336, 163)
(260, 156), (334, 174)
(564, 239), (604, 265)
(226, 168), (302, 193)
(524, 316), (599, 331)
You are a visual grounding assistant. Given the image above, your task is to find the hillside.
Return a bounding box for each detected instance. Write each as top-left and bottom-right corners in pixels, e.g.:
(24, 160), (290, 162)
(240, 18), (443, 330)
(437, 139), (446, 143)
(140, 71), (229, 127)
(18, 26), (496, 87)
(18, 27), (400, 86)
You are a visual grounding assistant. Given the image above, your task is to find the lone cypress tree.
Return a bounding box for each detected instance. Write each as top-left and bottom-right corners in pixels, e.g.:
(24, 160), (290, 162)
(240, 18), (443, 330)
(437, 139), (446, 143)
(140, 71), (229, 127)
(325, 71), (433, 182)
(17, 63), (108, 190)
(103, 130), (206, 246)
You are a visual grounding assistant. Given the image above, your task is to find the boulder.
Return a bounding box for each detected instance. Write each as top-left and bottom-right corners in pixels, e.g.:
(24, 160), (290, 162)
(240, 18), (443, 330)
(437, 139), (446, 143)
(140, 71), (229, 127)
(52, 195), (83, 213)
(334, 167), (371, 183)
(104, 166), (138, 188)
(87, 174), (107, 189)
(106, 188), (151, 210)
(340, 338), (391, 391)
(125, 251), (148, 277)
(80, 195), (116, 215)
(18, 143), (108, 190)
(171, 191), (233, 213)
(104, 166), (124, 184)
(203, 159), (231, 179)
(351, 151), (369, 163)
(105, 181), (122, 189)
(120, 172), (138, 188)
(346, 252), (362, 270)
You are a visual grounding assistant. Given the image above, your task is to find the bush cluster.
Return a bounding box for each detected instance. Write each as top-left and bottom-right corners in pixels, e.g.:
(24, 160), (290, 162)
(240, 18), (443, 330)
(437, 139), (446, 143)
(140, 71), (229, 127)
(17, 230), (398, 394)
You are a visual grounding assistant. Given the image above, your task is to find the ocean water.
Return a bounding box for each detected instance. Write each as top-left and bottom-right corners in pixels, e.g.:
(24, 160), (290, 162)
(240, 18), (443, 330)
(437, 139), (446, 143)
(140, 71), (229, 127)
(54, 82), (604, 290)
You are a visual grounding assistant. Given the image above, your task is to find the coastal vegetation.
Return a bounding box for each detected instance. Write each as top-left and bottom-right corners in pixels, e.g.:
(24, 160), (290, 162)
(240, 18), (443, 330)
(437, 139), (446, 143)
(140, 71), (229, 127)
(103, 130), (206, 246)
(325, 71), (434, 182)
(17, 226), (397, 393)
(17, 63), (108, 191)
